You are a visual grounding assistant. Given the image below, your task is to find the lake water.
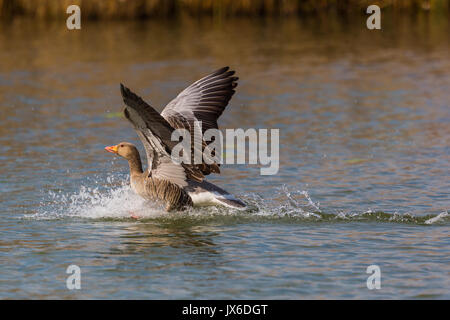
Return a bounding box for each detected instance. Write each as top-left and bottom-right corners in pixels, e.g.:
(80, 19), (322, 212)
(0, 15), (449, 299)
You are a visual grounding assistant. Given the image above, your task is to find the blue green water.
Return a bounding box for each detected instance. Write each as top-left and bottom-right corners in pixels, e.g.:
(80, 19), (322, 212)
(0, 16), (449, 299)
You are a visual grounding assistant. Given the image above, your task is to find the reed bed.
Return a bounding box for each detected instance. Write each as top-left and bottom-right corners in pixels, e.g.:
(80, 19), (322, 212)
(0, 0), (447, 19)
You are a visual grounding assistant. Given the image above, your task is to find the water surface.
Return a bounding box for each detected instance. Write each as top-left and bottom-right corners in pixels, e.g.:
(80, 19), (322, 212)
(0, 15), (449, 299)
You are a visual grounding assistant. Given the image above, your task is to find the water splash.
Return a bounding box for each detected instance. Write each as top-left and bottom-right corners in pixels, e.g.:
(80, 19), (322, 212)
(425, 211), (449, 225)
(28, 179), (449, 225)
(30, 174), (167, 220)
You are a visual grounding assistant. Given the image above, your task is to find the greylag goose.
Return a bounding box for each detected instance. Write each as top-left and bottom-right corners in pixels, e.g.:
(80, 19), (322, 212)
(105, 67), (246, 211)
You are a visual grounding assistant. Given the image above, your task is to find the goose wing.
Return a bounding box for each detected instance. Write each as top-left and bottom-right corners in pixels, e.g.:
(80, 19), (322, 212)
(152, 157), (188, 187)
(161, 66), (238, 175)
(120, 83), (204, 183)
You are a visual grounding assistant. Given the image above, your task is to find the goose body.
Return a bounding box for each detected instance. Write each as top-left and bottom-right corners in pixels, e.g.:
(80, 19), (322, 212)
(105, 67), (246, 212)
(129, 169), (245, 210)
(130, 170), (193, 211)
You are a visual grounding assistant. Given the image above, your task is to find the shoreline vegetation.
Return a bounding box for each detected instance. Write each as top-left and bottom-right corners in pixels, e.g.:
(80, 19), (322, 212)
(0, 0), (448, 19)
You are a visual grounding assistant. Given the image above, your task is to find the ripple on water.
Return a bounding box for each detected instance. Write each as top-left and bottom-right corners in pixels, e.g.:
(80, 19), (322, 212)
(28, 176), (450, 226)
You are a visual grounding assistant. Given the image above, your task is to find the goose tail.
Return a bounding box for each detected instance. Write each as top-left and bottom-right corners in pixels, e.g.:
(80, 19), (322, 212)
(186, 180), (247, 210)
(211, 193), (247, 209)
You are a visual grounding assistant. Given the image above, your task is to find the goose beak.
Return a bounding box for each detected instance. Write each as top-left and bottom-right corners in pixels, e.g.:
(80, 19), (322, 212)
(105, 145), (118, 154)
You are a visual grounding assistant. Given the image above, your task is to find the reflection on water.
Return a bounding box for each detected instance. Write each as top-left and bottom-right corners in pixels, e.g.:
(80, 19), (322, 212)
(0, 15), (449, 298)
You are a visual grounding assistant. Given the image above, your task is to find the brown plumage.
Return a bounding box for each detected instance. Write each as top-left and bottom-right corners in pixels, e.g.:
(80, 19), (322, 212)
(105, 142), (192, 211)
(105, 67), (246, 212)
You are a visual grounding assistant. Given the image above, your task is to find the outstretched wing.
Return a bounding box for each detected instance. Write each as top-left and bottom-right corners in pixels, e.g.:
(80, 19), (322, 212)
(161, 66), (238, 175)
(120, 83), (204, 183)
(161, 66), (238, 133)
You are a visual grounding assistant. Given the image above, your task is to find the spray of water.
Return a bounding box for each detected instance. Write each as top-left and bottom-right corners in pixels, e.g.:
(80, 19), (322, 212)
(29, 175), (449, 225)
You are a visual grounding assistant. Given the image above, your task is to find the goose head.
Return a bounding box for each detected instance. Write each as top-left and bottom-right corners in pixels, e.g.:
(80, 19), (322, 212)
(104, 142), (139, 161)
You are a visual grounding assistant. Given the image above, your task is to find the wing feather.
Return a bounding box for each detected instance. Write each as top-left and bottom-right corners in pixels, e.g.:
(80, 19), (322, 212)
(160, 67), (238, 176)
(120, 83), (204, 183)
(161, 66), (238, 134)
(152, 158), (188, 187)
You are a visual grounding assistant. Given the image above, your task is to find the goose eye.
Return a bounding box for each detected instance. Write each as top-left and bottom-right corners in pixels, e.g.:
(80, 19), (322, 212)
(120, 144), (124, 148)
